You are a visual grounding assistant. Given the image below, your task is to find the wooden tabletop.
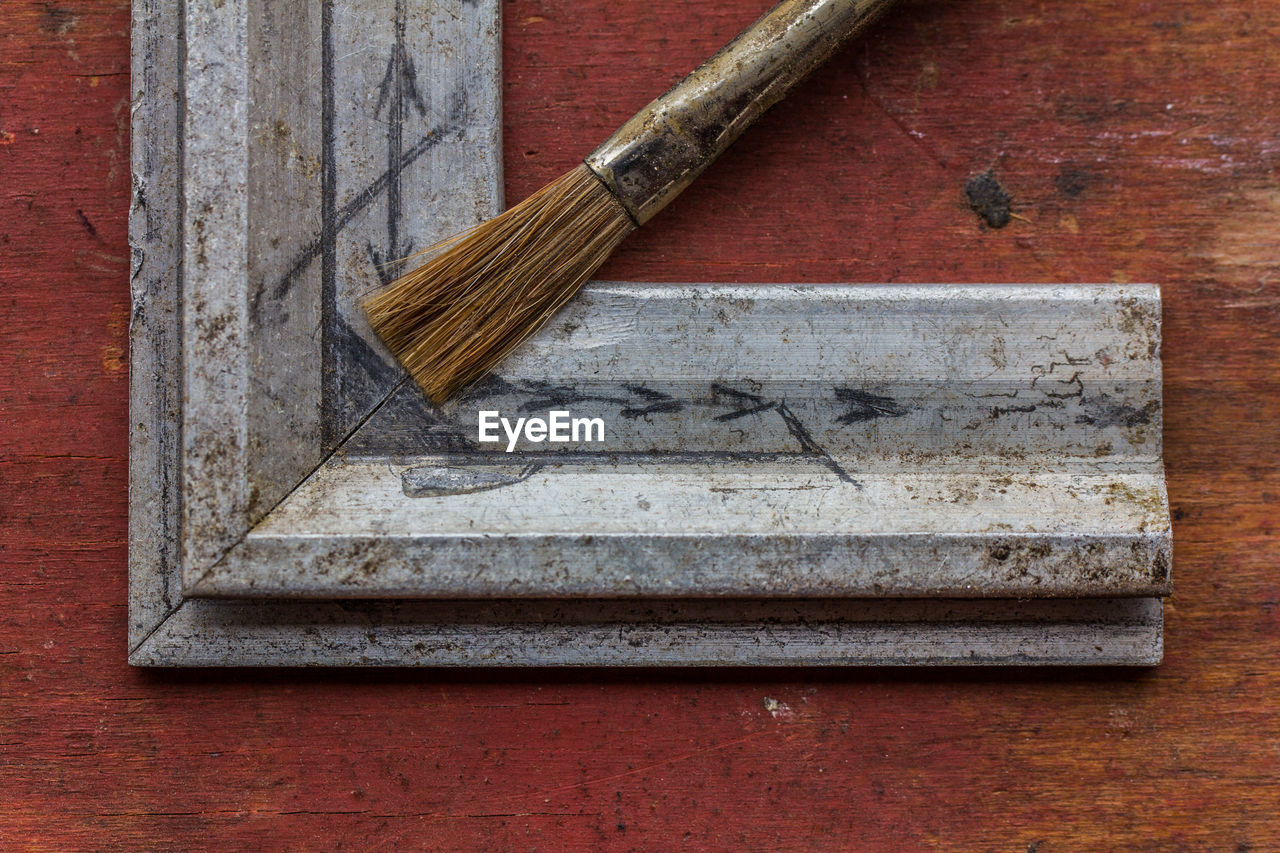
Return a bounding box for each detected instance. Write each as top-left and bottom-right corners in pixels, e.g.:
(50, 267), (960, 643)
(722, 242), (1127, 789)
(3, 0), (1277, 847)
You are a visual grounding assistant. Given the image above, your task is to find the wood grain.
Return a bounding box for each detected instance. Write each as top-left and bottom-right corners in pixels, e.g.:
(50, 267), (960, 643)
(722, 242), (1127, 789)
(2, 0), (1278, 848)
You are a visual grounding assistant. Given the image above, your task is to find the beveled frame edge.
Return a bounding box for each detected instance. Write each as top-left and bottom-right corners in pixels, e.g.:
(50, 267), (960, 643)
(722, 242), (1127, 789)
(128, 0), (512, 655)
(172, 0), (506, 586)
(189, 281), (1170, 602)
(129, 598), (1163, 667)
(126, 0), (512, 655)
(129, 0), (187, 652)
(128, 0), (1166, 666)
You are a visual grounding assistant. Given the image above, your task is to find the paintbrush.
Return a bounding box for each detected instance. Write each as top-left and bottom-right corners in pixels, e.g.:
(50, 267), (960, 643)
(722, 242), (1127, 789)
(364, 0), (898, 404)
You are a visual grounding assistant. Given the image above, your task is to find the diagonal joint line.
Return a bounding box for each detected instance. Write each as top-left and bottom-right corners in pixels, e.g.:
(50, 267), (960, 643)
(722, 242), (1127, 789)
(184, 376), (411, 593)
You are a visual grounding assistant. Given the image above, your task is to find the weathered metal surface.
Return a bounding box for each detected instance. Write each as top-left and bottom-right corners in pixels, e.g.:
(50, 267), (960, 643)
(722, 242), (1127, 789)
(130, 598), (1162, 667)
(129, 0), (186, 648)
(129, 0), (1170, 665)
(322, 0), (503, 440)
(587, 0), (895, 224)
(350, 283), (1163, 460)
(174, 0), (501, 577)
(201, 463), (1169, 598)
(191, 284), (1169, 600)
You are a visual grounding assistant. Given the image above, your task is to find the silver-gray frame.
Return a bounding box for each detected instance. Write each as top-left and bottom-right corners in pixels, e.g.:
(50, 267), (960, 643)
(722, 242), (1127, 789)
(129, 0), (1169, 666)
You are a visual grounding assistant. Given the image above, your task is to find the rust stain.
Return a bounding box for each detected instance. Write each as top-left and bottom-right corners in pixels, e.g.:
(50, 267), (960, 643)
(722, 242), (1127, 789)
(101, 344), (125, 374)
(1204, 185), (1280, 290)
(102, 303), (128, 374)
(107, 302), (129, 338)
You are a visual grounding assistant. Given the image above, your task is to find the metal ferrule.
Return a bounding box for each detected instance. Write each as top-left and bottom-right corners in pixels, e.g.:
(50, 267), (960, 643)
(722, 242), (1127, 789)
(585, 0), (896, 226)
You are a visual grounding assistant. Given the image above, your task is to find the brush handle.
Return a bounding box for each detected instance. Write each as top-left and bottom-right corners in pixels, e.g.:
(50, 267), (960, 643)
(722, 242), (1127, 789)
(585, 0), (896, 225)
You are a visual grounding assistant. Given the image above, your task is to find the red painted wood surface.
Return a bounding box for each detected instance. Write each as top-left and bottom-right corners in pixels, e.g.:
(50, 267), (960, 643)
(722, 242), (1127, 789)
(3, 0), (1279, 848)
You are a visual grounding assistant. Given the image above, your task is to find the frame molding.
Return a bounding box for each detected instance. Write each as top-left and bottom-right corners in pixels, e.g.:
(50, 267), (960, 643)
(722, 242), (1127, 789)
(130, 0), (1169, 666)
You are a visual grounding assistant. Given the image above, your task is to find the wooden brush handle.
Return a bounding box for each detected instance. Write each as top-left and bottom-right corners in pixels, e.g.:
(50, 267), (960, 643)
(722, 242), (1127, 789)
(584, 0), (896, 225)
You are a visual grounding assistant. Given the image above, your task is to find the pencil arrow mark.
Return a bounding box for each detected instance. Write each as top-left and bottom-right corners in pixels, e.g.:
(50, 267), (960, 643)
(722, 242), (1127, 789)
(259, 124), (458, 312)
(371, 1), (429, 269)
(513, 382), (684, 420)
(373, 41), (427, 124)
(366, 243), (401, 287)
(833, 387), (909, 424)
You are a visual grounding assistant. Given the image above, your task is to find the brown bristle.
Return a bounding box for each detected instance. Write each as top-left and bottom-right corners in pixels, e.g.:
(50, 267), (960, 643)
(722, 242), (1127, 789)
(362, 164), (635, 404)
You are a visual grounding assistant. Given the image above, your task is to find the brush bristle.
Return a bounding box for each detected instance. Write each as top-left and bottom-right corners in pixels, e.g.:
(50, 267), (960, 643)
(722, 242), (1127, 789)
(362, 164), (635, 404)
